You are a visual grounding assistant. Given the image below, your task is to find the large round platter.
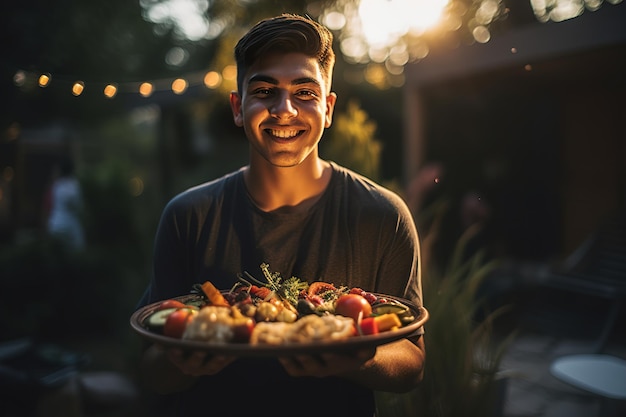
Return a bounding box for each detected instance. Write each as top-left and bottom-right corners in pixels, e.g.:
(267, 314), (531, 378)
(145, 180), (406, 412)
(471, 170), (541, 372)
(130, 293), (428, 357)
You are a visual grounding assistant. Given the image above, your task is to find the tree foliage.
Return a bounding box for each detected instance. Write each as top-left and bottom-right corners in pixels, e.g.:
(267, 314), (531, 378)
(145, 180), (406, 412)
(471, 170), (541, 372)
(322, 100), (382, 181)
(2, 0), (332, 128)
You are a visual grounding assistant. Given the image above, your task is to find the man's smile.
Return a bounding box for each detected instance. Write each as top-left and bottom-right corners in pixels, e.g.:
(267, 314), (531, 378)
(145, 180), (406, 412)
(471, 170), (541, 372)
(265, 128), (304, 139)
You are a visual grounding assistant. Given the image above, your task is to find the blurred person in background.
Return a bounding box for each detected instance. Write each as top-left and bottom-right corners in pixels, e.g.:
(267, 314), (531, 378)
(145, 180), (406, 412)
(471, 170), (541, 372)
(46, 156), (85, 250)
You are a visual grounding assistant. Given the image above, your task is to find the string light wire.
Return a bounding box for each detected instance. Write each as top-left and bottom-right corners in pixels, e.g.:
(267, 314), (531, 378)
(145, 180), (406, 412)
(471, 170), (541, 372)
(11, 67), (234, 99)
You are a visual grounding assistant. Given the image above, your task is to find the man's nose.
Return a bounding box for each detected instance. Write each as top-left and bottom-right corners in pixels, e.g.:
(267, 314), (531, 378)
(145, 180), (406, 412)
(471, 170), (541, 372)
(270, 91), (297, 119)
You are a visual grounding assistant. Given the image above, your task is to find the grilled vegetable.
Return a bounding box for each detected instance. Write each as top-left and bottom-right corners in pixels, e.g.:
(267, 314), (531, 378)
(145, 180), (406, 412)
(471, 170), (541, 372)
(201, 281), (230, 307)
(372, 301), (414, 324)
(373, 313), (402, 332)
(358, 317), (379, 335)
(146, 308), (177, 331)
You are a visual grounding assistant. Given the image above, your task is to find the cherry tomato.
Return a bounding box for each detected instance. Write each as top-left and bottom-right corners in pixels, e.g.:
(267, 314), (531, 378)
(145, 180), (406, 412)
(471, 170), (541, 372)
(157, 299), (187, 310)
(363, 292), (378, 304)
(334, 294), (372, 321)
(350, 287), (377, 304)
(349, 287), (366, 296)
(163, 308), (198, 338)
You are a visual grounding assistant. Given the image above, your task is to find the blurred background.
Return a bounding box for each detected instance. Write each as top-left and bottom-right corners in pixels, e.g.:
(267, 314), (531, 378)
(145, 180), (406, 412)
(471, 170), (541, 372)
(1, 1), (625, 416)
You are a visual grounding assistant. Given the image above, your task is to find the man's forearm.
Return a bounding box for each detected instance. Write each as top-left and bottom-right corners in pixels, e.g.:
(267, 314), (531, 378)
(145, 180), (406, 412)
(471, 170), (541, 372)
(343, 336), (425, 393)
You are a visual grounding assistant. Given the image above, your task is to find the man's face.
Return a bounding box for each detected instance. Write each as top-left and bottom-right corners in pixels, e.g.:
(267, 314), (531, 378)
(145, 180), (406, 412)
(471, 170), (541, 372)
(230, 52), (336, 168)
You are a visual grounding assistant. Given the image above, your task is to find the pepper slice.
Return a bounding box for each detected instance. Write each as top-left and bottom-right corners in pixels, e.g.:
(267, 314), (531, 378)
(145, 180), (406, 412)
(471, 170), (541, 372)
(358, 317), (379, 336)
(201, 281), (230, 307)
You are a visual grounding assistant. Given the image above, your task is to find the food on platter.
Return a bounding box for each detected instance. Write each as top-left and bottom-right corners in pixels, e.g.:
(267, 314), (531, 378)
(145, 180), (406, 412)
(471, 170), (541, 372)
(138, 263), (423, 347)
(250, 314), (355, 345)
(182, 306), (256, 343)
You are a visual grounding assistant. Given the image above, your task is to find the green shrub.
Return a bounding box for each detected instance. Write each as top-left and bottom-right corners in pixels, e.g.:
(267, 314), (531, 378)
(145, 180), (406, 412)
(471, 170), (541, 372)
(321, 99), (382, 181)
(376, 223), (516, 417)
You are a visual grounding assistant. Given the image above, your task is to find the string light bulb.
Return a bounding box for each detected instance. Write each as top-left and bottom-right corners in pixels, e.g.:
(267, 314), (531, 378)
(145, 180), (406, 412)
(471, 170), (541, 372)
(72, 81), (85, 96)
(38, 73), (51, 87)
(139, 82), (154, 97)
(13, 67), (227, 99)
(103, 84), (118, 98)
(203, 71), (221, 89)
(171, 78), (188, 94)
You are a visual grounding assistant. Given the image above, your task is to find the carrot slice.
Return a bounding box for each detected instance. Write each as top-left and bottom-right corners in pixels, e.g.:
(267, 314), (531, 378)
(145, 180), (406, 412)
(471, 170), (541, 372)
(201, 281), (230, 307)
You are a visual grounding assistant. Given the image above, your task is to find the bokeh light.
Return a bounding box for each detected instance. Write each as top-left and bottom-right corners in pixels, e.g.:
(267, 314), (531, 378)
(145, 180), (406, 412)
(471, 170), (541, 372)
(171, 78), (188, 94)
(529, 0), (622, 22)
(129, 176), (145, 197)
(142, 0), (213, 41)
(103, 84), (118, 98)
(13, 71), (26, 87)
(38, 73), (51, 87)
(222, 65), (237, 81)
(72, 81), (85, 96)
(203, 71), (222, 89)
(139, 82), (154, 97)
(320, 0), (509, 87)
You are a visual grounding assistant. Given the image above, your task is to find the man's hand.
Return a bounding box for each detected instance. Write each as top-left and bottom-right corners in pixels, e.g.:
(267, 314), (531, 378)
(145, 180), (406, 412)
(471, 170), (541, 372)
(278, 347), (376, 377)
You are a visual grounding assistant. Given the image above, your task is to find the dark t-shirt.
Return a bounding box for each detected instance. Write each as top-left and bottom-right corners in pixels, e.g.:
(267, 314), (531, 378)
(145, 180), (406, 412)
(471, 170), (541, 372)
(138, 162), (422, 417)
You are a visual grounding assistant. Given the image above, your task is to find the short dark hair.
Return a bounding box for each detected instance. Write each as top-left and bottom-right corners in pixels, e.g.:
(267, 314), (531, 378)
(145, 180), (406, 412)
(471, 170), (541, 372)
(234, 14), (335, 93)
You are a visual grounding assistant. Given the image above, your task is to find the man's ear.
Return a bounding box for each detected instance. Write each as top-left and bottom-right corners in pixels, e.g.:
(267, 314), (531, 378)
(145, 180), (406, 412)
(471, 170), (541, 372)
(325, 92), (337, 128)
(229, 91), (243, 127)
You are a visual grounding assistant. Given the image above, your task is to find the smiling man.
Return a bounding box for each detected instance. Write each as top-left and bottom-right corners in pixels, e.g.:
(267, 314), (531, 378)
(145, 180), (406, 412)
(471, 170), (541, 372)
(137, 14), (425, 417)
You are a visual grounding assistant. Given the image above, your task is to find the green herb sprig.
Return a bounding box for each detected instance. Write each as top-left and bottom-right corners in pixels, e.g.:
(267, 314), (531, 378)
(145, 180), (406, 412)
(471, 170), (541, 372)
(238, 263), (309, 307)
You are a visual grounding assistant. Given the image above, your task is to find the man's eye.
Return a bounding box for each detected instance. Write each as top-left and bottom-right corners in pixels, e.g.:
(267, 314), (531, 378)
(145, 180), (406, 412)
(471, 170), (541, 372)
(296, 90), (317, 99)
(252, 88), (273, 96)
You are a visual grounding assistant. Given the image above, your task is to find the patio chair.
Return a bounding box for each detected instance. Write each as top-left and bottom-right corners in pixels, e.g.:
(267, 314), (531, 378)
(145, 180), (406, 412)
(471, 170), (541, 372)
(539, 211), (626, 353)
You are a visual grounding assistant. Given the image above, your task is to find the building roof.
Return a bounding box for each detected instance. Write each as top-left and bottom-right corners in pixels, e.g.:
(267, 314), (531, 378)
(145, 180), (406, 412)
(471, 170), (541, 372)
(405, 2), (626, 86)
